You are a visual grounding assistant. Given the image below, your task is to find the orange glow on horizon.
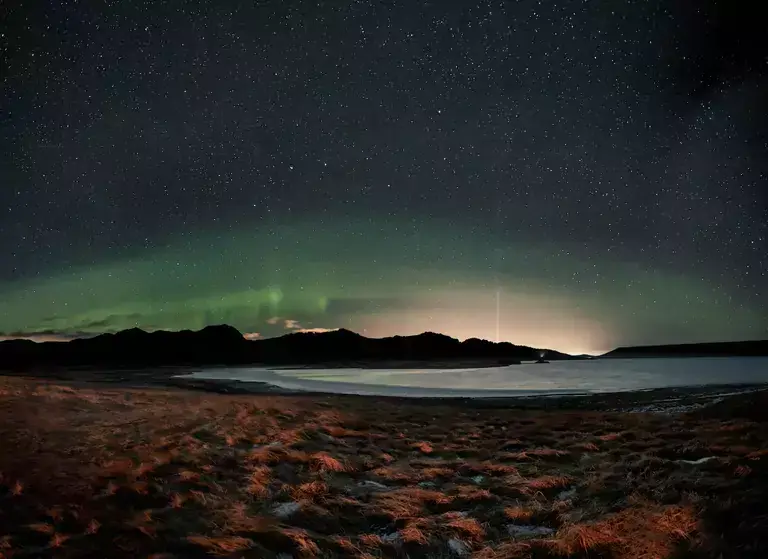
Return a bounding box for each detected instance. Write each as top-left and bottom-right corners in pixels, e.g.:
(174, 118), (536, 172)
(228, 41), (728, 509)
(355, 289), (613, 355)
(0, 334), (76, 343)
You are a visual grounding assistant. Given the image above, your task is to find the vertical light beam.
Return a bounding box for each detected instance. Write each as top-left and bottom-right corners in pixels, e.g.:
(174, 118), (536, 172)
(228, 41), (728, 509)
(495, 288), (501, 343)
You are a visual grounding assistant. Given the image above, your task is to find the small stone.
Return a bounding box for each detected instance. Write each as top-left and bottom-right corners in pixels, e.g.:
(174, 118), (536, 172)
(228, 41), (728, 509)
(447, 538), (470, 556)
(357, 480), (390, 491)
(506, 524), (555, 539)
(272, 501), (301, 519)
(471, 475), (485, 484)
(676, 456), (717, 465)
(418, 481), (437, 488)
(252, 441), (282, 449)
(381, 532), (403, 546)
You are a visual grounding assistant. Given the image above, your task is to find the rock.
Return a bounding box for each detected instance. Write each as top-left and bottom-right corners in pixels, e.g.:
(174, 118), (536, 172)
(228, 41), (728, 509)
(357, 480), (390, 491)
(471, 475), (485, 484)
(418, 481), (437, 489)
(252, 441), (282, 449)
(506, 524), (555, 539)
(556, 487), (577, 501)
(317, 432), (337, 443)
(676, 456), (717, 465)
(381, 532), (403, 546)
(272, 501), (301, 519)
(447, 538), (470, 556)
(348, 480), (393, 497)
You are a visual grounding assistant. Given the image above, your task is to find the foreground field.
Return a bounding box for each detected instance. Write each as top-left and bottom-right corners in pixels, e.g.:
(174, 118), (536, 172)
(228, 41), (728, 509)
(0, 377), (766, 558)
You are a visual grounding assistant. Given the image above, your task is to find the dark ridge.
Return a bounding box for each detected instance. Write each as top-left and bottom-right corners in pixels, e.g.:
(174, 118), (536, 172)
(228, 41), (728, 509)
(0, 325), (576, 371)
(601, 339), (768, 359)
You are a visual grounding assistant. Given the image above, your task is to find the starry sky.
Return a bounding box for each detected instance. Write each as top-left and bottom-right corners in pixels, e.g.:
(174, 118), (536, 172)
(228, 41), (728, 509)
(1, 0), (766, 355)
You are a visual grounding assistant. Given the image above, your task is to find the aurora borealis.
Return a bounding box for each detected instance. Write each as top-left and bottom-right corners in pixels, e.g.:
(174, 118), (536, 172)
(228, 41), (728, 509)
(0, 219), (764, 355)
(1, 1), (766, 355)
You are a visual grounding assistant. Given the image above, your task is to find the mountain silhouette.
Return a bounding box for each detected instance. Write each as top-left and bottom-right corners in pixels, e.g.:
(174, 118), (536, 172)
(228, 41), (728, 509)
(601, 339), (768, 358)
(0, 325), (575, 371)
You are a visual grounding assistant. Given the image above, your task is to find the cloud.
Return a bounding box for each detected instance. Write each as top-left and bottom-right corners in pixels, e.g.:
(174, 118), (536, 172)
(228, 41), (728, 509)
(243, 332), (262, 340)
(276, 318), (337, 335)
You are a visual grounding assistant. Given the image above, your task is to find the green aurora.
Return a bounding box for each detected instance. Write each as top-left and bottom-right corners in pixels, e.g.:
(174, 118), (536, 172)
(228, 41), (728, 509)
(0, 219), (763, 355)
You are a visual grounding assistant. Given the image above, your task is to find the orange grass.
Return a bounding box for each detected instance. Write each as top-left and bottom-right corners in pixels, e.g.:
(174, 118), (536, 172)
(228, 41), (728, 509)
(0, 376), (766, 558)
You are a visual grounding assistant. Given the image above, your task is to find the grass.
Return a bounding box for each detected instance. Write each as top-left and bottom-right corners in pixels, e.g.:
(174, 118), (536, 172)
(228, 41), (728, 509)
(0, 377), (767, 558)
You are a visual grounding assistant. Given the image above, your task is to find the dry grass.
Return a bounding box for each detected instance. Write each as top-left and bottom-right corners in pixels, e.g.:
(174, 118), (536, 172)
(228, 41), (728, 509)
(556, 503), (699, 558)
(375, 488), (454, 519)
(0, 376), (766, 558)
(310, 452), (347, 473)
(186, 535), (254, 555)
(245, 465), (271, 497)
(290, 481), (328, 501)
(443, 515), (486, 542)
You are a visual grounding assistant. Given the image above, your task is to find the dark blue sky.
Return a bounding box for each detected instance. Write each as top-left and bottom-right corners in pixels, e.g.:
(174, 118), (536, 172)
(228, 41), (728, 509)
(1, 0), (766, 352)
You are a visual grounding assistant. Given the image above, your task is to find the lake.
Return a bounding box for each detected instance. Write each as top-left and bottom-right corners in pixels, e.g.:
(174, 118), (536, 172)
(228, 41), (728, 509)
(175, 356), (768, 398)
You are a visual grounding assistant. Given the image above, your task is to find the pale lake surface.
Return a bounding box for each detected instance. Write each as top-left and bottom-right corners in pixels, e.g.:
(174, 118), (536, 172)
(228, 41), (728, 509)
(176, 357), (768, 398)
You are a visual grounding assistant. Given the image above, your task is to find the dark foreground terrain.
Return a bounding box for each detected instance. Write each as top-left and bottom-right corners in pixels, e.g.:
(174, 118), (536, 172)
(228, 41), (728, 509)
(1, 376), (767, 558)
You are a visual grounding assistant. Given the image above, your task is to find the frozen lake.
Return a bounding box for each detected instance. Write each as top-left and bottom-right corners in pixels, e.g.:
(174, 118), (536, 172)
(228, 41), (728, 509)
(176, 357), (768, 398)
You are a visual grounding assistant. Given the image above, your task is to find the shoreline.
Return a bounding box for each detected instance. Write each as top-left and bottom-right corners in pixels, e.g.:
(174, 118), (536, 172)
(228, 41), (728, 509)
(271, 358), (534, 369)
(163, 376), (768, 414)
(5, 365), (766, 414)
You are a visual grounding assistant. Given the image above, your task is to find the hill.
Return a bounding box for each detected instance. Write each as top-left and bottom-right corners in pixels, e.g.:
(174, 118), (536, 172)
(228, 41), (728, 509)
(0, 326), (576, 370)
(601, 339), (768, 359)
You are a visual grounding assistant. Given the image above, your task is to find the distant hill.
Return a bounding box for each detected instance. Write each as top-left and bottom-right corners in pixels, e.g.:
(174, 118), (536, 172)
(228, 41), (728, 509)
(0, 326), (577, 371)
(255, 329), (574, 365)
(0, 325), (250, 370)
(601, 339), (768, 359)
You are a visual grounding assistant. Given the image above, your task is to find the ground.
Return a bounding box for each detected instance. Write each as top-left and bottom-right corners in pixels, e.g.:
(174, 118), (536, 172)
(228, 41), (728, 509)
(0, 376), (767, 558)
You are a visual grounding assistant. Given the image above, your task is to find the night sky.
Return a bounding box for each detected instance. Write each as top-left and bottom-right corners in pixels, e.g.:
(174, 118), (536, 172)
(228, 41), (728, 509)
(1, 1), (766, 355)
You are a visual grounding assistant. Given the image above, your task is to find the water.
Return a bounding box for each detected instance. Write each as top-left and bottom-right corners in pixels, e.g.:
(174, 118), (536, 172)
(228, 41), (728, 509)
(176, 357), (768, 398)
